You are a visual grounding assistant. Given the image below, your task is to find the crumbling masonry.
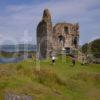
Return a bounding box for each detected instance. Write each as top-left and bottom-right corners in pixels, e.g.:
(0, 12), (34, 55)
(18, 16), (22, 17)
(37, 9), (79, 59)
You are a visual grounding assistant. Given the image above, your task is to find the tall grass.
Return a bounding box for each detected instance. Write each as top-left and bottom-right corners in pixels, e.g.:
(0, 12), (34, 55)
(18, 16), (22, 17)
(0, 57), (99, 100)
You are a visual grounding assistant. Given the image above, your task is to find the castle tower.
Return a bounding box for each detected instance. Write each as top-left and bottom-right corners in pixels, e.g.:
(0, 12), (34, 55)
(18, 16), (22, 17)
(37, 9), (53, 59)
(37, 9), (80, 59)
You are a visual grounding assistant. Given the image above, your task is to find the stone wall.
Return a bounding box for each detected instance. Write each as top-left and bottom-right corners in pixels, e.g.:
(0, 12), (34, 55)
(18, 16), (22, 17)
(4, 93), (33, 100)
(53, 23), (79, 52)
(37, 9), (53, 59)
(37, 9), (80, 59)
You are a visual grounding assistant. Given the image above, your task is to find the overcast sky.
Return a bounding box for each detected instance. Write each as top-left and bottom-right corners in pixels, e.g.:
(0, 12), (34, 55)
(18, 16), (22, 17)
(0, 0), (100, 45)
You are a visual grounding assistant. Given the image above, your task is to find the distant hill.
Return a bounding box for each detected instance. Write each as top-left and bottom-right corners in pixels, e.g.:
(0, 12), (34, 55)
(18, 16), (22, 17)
(0, 44), (36, 52)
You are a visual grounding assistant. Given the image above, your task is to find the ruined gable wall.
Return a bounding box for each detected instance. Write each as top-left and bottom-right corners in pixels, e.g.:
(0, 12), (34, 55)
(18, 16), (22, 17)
(52, 23), (79, 51)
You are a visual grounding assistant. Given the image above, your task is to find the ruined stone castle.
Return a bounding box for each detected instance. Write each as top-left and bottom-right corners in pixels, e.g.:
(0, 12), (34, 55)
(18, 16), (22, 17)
(37, 9), (79, 59)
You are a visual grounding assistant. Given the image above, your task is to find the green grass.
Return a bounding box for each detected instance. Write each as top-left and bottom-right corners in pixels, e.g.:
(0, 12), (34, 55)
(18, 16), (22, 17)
(0, 57), (100, 100)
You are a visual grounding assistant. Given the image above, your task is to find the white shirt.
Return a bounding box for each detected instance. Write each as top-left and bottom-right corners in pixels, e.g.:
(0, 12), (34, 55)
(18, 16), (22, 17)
(52, 56), (55, 60)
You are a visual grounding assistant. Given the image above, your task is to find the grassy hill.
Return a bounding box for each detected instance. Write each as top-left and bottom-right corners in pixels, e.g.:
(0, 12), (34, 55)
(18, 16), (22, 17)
(0, 57), (100, 100)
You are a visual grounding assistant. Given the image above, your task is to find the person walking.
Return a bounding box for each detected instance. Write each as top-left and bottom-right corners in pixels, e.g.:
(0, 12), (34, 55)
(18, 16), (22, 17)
(72, 55), (76, 66)
(81, 54), (86, 65)
(52, 56), (56, 65)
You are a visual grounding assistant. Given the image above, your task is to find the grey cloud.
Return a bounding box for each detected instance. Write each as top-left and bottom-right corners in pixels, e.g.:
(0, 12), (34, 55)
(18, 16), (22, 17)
(0, 0), (100, 44)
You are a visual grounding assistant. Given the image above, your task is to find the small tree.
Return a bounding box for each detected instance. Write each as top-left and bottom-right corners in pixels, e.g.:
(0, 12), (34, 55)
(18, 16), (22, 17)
(91, 39), (100, 58)
(81, 43), (88, 54)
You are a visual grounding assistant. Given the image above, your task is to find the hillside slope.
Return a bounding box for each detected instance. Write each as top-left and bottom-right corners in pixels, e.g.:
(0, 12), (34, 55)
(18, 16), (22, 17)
(0, 57), (100, 100)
